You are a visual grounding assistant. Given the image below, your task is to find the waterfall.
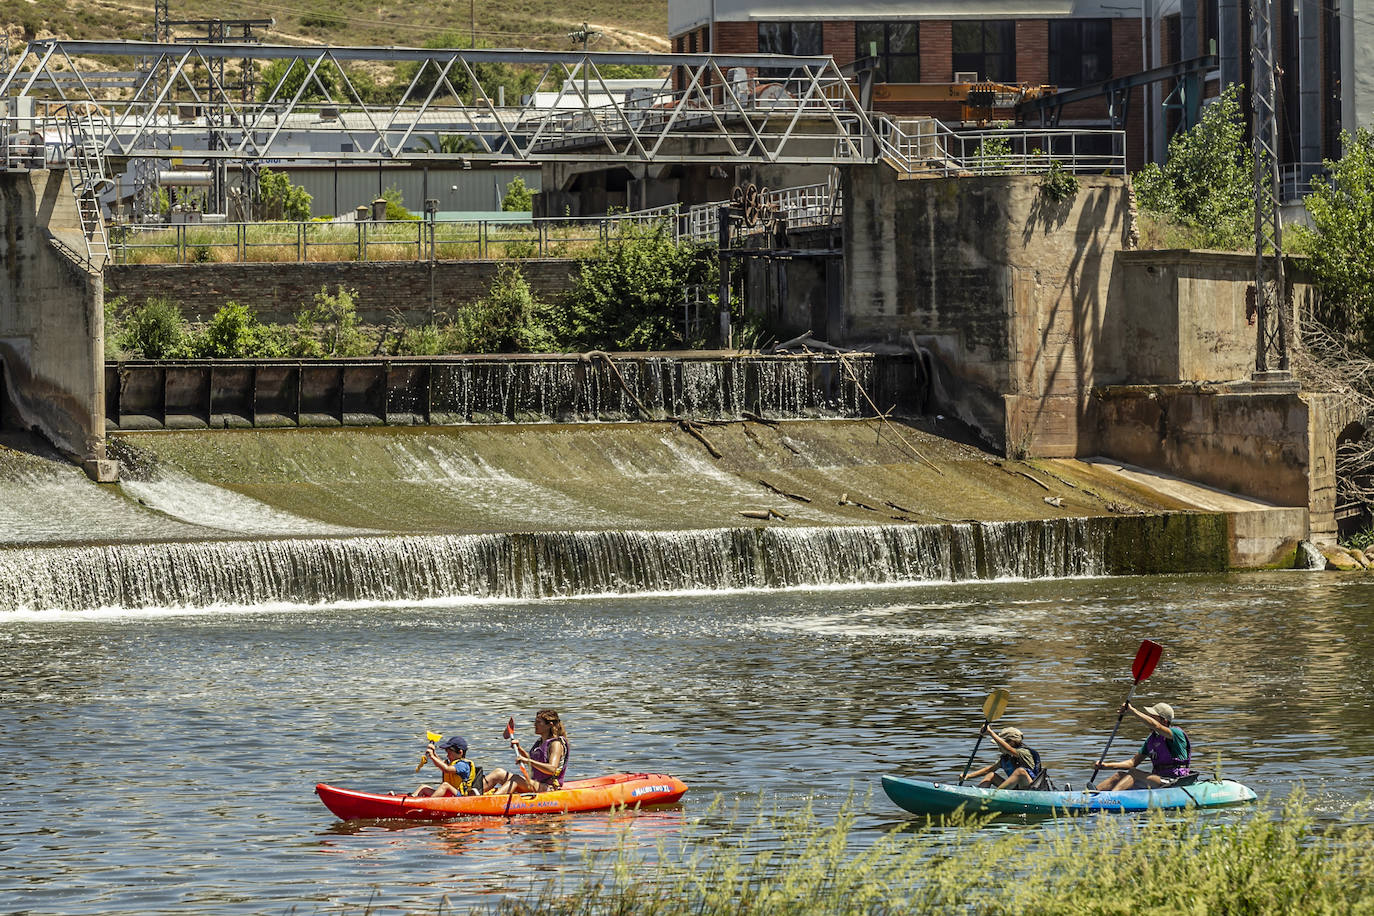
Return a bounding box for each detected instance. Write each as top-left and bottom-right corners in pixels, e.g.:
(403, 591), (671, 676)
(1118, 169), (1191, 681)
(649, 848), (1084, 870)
(0, 518), (1110, 613)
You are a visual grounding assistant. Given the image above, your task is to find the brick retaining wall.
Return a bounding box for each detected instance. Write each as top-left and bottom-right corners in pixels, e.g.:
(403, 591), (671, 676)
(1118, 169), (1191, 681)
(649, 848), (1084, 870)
(104, 259), (582, 325)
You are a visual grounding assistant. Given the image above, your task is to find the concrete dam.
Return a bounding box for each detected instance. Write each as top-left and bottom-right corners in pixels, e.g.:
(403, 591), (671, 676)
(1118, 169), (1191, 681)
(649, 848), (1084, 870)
(0, 167), (1332, 613)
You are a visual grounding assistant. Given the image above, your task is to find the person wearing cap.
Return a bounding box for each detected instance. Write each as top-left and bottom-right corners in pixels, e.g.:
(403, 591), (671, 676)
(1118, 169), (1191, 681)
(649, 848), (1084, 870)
(965, 725), (1046, 789)
(411, 735), (479, 797)
(1094, 701), (1193, 791)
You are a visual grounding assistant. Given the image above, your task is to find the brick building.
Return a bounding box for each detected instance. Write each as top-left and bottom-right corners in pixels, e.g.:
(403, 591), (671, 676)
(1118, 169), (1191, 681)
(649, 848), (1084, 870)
(668, 0), (1368, 177)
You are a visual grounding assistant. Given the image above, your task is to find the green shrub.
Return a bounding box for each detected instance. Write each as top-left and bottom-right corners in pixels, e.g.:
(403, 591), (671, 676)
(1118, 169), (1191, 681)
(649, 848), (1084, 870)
(257, 168), (313, 221)
(381, 187), (418, 221)
(394, 323), (447, 356)
(299, 285), (367, 356)
(117, 296), (187, 359)
(450, 264), (556, 353)
(1134, 85), (1253, 250)
(1298, 127), (1374, 354)
(502, 176), (534, 212)
(187, 301), (292, 358)
(1039, 160), (1079, 203)
(560, 221), (714, 351)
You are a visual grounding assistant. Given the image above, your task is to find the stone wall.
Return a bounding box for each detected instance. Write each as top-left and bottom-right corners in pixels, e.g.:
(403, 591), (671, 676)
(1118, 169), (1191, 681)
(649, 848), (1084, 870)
(104, 259), (582, 325)
(0, 170), (108, 472)
(842, 166), (1130, 456)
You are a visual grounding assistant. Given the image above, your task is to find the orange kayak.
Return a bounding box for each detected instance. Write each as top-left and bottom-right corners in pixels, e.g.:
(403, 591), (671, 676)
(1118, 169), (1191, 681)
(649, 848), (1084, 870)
(315, 772), (688, 821)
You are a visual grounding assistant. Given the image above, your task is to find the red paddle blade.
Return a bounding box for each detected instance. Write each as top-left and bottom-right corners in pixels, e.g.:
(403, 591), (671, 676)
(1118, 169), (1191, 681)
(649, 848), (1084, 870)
(504, 716), (515, 739)
(1132, 639), (1163, 682)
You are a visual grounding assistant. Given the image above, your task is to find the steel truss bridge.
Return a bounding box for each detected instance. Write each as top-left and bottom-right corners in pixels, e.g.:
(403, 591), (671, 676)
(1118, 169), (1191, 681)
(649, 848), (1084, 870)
(0, 40), (880, 167)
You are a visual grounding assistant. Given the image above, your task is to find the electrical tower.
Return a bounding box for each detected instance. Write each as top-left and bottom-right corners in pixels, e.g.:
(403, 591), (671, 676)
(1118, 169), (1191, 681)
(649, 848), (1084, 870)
(1250, 0), (1289, 375)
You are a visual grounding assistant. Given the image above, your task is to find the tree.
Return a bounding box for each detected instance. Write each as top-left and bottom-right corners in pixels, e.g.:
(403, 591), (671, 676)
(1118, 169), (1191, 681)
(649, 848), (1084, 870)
(387, 33), (538, 106)
(1133, 85), (1253, 249)
(257, 168), (313, 221)
(256, 58), (340, 103)
(1301, 128), (1374, 353)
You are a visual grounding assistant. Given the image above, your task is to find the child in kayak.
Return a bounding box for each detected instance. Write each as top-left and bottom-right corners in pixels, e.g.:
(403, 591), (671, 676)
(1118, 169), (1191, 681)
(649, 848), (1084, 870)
(966, 725), (1046, 789)
(484, 709), (569, 794)
(412, 735), (480, 797)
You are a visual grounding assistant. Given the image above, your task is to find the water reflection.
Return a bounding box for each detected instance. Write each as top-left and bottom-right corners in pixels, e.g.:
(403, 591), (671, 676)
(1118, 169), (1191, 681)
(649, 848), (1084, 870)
(3, 573), (1374, 914)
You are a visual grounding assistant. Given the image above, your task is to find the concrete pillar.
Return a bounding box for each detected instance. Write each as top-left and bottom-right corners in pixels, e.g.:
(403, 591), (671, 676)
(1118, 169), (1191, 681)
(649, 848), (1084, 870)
(1219, 0), (1242, 89)
(0, 170), (113, 480)
(1348, 0), (1374, 134)
(1299, 0), (1322, 176)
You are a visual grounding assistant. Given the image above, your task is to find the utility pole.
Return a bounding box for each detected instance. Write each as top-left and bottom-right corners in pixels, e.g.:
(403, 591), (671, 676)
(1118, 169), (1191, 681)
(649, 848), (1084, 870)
(567, 22), (602, 102)
(1250, 0), (1289, 376)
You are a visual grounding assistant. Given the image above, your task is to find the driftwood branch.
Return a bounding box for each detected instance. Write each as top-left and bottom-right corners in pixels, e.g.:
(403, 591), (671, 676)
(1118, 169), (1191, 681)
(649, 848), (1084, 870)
(834, 352), (944, 476)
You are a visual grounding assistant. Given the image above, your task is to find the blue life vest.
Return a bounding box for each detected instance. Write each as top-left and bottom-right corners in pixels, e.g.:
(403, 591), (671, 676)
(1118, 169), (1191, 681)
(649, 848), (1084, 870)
(999, 746), (1043, 780)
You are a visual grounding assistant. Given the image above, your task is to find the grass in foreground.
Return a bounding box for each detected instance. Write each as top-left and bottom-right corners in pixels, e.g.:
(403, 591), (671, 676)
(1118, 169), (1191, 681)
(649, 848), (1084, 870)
(481, 792), (1374, 916)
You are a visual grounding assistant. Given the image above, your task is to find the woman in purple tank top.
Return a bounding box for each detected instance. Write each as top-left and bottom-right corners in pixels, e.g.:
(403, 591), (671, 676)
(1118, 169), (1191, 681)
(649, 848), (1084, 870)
(1094, 701), (1192, 791)
(483, 709), (570, 795)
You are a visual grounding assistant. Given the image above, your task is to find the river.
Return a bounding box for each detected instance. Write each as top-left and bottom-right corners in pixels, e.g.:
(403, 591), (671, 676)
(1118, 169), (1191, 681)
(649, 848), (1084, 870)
(2, 570), (1371, 914)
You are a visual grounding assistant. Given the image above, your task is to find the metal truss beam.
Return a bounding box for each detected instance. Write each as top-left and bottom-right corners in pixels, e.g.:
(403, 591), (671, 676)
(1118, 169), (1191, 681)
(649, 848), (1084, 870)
(1, 40), (879, 168)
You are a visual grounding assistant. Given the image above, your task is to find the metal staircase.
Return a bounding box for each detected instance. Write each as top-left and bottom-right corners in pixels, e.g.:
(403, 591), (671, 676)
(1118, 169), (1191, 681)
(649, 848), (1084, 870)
(59, 104), (111, 267)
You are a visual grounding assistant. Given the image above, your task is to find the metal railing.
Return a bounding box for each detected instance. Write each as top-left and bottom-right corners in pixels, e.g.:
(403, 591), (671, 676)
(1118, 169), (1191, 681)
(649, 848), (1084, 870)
(1279, 161), (1328, 203)
(875, 117), (1128, 177)
(108, 212), (683, 265)
(682, 179), (843, 243)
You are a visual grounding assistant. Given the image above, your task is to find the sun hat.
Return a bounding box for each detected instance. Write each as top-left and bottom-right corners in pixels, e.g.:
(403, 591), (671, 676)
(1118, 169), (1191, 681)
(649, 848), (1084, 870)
(1000, 727), (1024, 742)
(1142, 703), (1174, 722)
(438, 735), (468, 754)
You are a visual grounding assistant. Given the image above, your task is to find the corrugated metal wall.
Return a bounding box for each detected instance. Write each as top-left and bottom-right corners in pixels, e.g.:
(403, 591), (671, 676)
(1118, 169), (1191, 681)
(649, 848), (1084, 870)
(275, 166), (541, 217)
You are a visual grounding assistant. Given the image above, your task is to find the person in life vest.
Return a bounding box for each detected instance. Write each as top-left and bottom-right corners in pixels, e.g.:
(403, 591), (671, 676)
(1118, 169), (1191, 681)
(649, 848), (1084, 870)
(483, 709), (570, 795)
(965, 725), (1045, 789)
(411, 735), (480, 797)
(1094, 701), (1193, 790)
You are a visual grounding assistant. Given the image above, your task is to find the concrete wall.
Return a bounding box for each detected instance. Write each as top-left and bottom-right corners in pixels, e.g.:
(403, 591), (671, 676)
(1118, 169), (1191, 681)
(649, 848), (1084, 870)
(0, 170), (107, 468)
(842, 165), (1130, 456)
(1114, 250), (1316, 385)
(105, 260), (581, 325)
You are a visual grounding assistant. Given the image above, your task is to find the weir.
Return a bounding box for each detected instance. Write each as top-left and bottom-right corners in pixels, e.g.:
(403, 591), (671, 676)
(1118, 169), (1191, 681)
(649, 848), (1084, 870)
(105, 353), (916, 429)
(0, 514), (1227, 612)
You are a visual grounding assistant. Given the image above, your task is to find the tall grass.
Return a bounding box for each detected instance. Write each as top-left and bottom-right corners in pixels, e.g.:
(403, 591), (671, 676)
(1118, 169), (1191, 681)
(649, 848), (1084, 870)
(484, 792), (1374, 916)
(112, 221), (617, 265)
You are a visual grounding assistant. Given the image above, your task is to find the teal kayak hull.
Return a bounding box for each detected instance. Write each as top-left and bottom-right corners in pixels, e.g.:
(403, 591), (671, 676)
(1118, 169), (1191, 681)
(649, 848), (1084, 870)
(881, 775), (1257, 816)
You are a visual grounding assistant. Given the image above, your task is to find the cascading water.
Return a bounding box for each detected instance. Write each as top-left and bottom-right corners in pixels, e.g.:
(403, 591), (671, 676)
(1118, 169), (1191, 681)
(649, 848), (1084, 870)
(0, 519), (1111, 612)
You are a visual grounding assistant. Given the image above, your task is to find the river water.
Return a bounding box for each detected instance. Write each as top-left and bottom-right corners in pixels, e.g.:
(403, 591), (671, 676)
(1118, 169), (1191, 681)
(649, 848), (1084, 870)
(3, 570), (1373, 914)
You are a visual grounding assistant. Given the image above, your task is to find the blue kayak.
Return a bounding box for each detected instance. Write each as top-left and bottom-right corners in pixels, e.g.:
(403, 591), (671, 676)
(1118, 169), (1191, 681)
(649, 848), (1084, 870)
(881, 775), (1257, 816)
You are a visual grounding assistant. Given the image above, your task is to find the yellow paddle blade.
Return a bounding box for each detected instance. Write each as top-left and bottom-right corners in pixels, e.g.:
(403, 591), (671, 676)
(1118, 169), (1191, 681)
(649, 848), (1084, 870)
(982, 688), (1011, 722)
(425, 731), (443, 743)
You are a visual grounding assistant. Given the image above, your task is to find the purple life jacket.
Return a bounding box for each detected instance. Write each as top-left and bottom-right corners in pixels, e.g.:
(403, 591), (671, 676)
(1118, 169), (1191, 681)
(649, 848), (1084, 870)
(1145, 728), (1192, 778)
(530, 735), (569, 787)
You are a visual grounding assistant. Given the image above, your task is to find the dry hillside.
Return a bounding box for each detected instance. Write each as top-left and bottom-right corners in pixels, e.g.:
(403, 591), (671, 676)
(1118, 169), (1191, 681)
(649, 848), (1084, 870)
(2, 0), (670, 58)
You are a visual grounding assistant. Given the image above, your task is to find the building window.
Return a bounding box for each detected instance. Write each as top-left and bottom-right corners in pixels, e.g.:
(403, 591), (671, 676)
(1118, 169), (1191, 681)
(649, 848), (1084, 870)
(1203, 0), (1220, 56)
(855, 22), (920, 83)
(951, 21), (1015, 83)
(758, 22), (823, 56)
(758, 22), (823, 78)
(1048, 19), (1112, 86)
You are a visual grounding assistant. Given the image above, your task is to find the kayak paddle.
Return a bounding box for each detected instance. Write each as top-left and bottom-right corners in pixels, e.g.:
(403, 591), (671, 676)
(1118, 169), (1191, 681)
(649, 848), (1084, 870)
(1090, 639), (1163, 785)
(415, 730), (443, 773)
(958, 688), (1011, 785)
(502, 716), (534, 814)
